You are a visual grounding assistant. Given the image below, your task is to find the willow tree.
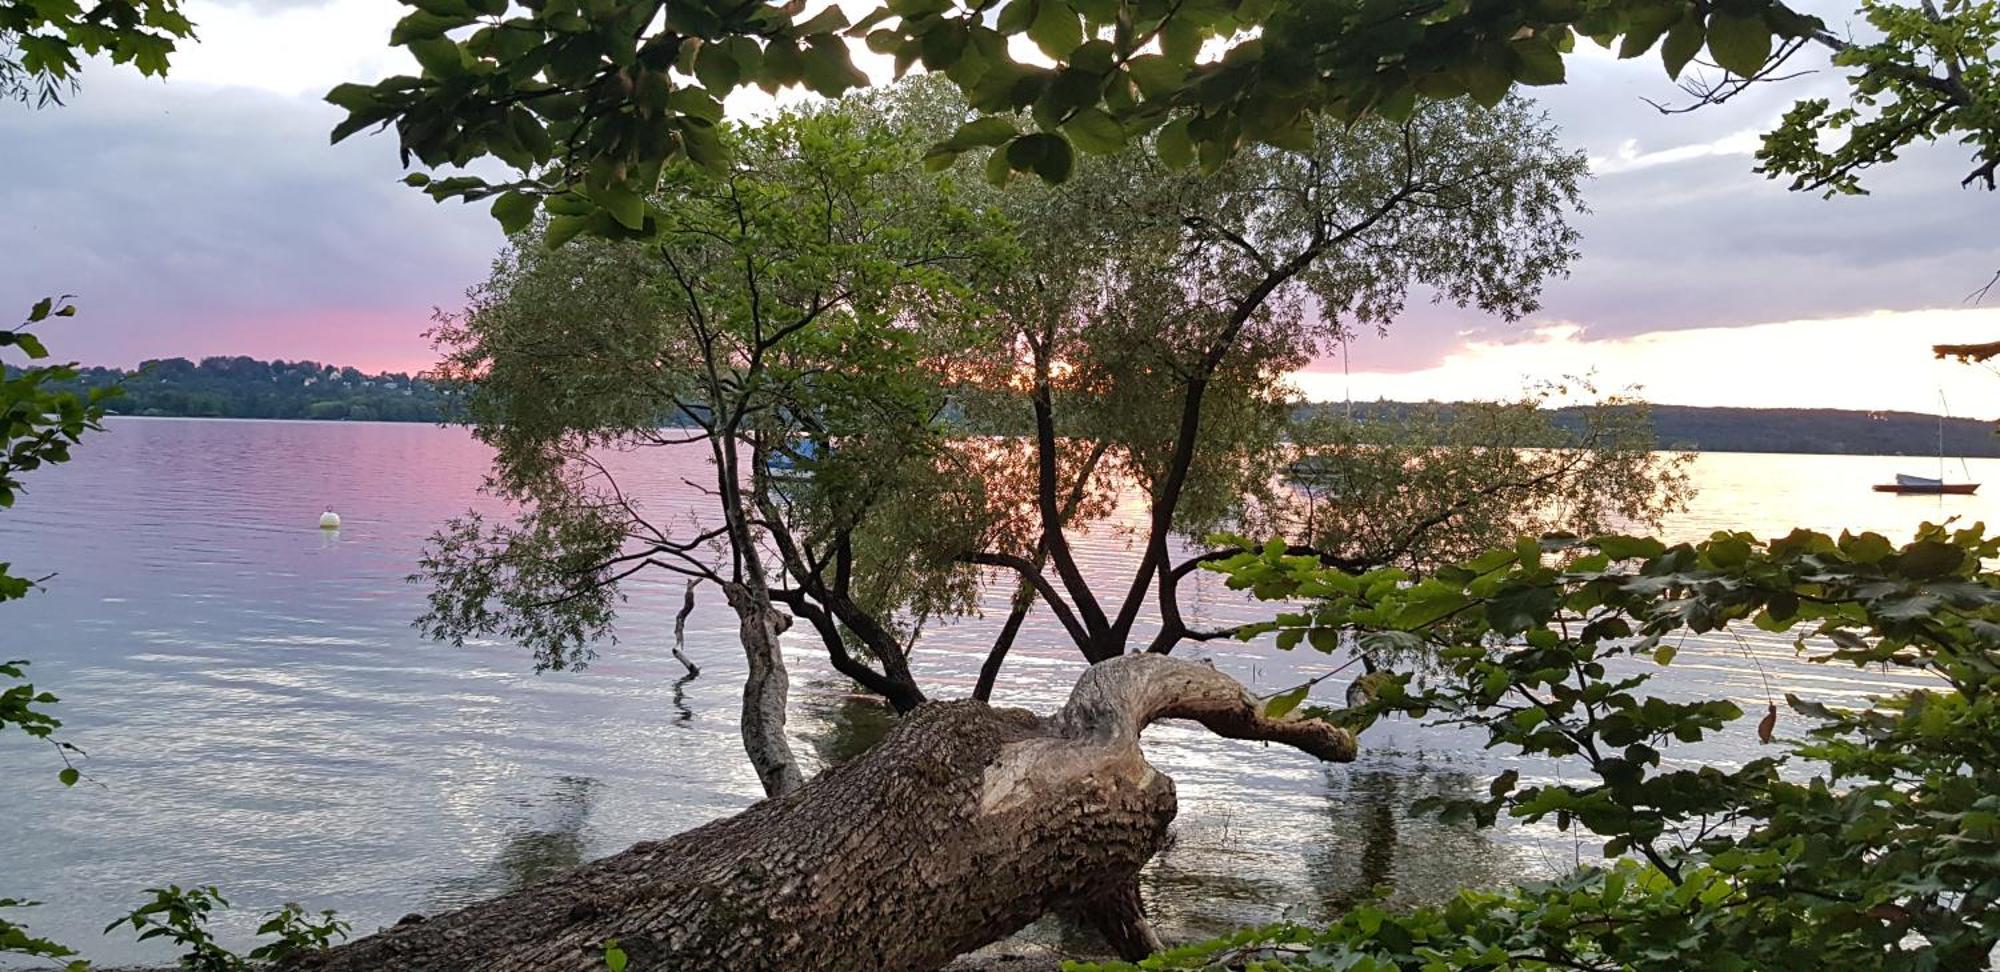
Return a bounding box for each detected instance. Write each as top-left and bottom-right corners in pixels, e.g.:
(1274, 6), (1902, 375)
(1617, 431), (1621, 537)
(908, 90), (1597, 678)
(835, 84), (1680, 698)
(416, 108), (1001, 796)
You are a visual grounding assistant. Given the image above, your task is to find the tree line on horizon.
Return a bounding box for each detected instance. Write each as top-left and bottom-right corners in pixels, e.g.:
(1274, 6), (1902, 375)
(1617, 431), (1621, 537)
(18, 355), (460, 423)
(1297, 401), (2000, 459)
(23, 353), (2000, 458)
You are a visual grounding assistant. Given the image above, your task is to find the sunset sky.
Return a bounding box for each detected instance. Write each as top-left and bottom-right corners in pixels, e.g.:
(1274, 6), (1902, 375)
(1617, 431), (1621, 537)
(3, 0), (1996, 413)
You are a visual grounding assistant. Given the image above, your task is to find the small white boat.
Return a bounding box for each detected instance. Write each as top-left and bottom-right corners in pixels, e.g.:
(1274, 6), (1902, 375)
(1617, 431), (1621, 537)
(1875, 473), (1979, 495)
(1871, 395), (1980, 495)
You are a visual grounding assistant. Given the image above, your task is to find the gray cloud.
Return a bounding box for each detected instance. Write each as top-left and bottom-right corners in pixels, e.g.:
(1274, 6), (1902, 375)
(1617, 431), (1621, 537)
(1, 73), (501, 370)
(1339, 39), (1999, 373)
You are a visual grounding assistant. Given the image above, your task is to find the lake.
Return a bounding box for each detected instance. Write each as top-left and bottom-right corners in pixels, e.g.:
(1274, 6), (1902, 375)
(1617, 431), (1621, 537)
(0, 417), (1986, 967)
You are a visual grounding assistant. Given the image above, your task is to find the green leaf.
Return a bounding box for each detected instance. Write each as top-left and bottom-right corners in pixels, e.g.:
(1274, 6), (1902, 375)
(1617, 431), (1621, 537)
(1660, 13), (1706, 79)
(1264, 683), (1310, 719)
(1706, 12), (1772, 76)
(1160, 17), (1199, 64)
(1030, 132), (1072, 181)
(407, 37), (466, 78)
(1374, 83), (1417, 123)
(997, 0), (1038, 34)
(793, 5), (849, 35)
(1510, 37), (1564, 85)
(58, 767), (78, 787)
(667, 86), (725, 123)
(1594, 535), (1665, 561)
(390, 9), (470, 45)
(604, 940), (628, 972)
(1062, 107), (1124, 153)
(943, 116), (1018, 150)
(1485, 583), (1558, 634)
(1839, 531), (1894, 564)
(490, 191), (538, 235)
(324, 83), (379, 112)
(761, 40), (804, 89)
(983, 145), (1014, 186)
(1126, 54), (1181, 97)
(1027, 0), (1082, 59)
(800, 35), (866, 97)
(1461, 57), (1512, 108)
(593, 185), (645, 231)
(1897, 540), (1965, 579)
(545, 213), (592, 249)
(694, 39), (741, 91)
(1155, 115), (1194, 168)
(1005, 132), (1073, 182)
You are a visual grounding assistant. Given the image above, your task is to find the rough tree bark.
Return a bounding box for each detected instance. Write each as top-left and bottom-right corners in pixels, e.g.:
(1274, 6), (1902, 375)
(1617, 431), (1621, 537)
(286, 655), (1356, 972)
(721, 579), (803, 797)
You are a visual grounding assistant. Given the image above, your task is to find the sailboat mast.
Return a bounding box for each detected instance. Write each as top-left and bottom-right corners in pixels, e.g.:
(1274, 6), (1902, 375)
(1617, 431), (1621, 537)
(1940, 390), (1948, 481)
(1341, 328), (1352, 423)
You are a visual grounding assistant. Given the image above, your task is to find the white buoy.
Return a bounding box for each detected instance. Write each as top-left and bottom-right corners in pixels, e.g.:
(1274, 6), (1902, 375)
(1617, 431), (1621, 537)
(318, 511), (342, 530)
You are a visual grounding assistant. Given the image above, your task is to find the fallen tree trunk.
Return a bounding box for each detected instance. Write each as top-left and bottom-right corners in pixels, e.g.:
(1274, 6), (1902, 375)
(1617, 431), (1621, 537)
(288, 655), (1357, 972)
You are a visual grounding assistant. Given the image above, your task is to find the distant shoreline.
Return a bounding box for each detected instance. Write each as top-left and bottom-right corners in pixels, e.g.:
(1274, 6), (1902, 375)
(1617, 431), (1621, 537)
(102, 414), (449, 427)
(100, 411), (2000, 460)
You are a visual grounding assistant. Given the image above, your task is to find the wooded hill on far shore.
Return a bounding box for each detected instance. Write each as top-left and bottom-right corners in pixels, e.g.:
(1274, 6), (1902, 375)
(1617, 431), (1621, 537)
(30, 356), (2000, 457)
(1293, 401), (2000, 458)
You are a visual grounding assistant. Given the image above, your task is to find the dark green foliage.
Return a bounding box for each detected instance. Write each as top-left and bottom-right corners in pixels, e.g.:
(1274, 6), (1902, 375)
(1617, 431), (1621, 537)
(1, 298), (117, 514)
(0, 898), (86, 972)
(106, 886), (351, 970)
(109, 886), (239, 972)
(335, 0), (1994, 240)
(0, 659), (84, 787)
(0, 0), (192, 107)
(33, 356), (460, 422)
(1, 300), (109, 782)
(244, 902), (352, 964)
(1758, 0), (2000, 194)
(325, 0), (869, 228)
(1130, 523), (2000, 969)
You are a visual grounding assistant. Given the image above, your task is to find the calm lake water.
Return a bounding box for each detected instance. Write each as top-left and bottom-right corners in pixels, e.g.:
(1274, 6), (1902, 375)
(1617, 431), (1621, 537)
(0, 418), (1985, 966)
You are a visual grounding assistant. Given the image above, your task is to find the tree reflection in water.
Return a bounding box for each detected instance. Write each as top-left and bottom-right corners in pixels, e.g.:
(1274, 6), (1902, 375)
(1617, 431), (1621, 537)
(427, 775), (601, 908)
(1304, 754), (1518, 914)
(795, 680), (898, 770)
(1135, 751), (1521, 945)
(671, 670), (696, 724)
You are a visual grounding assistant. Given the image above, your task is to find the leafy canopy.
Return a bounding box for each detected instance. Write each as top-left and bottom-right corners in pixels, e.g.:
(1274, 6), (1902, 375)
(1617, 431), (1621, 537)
(416, 104), (1002, 686)
(0, 0), (192, 106)
(332, 0), (1997, 239)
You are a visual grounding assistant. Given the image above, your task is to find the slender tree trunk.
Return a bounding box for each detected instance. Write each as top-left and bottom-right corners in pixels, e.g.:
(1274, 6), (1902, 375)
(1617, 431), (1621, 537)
(720, 433), (803, 797)
(285, 655), (1355, 972)
(723, 580), (804, 797)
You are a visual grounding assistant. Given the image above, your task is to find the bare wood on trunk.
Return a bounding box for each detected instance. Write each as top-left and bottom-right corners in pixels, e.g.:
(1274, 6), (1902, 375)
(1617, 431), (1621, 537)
(286, 655), (1355, 972)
